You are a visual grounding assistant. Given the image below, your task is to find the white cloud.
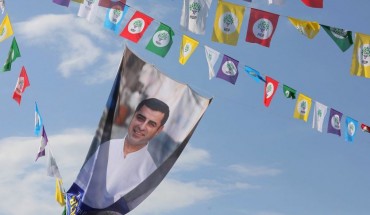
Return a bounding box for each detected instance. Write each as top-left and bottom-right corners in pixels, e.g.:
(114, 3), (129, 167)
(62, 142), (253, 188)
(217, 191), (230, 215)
(228, 164), (282, 177)
(14, 13), (120, 82)
(174, 145), (211, 171)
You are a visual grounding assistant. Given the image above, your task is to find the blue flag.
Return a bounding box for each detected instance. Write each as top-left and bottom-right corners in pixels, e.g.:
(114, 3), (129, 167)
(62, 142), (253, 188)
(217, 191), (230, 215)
(345, 116), (358, 142)
(244, 66), (265, 82)
(104, 4), (128, 34)
(34, 102), (43, 136)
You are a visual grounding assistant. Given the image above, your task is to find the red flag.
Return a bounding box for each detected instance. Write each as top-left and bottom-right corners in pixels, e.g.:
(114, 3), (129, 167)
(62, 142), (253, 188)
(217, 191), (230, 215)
(246, 8), (279, 47)
(361, 123), (370, 133)
(98, 0), (126, 9)
(119, 11), (153, 43)
(301, 0), (323, 8)
(264, 76), (279, 107)
(13, 66), (30, 105)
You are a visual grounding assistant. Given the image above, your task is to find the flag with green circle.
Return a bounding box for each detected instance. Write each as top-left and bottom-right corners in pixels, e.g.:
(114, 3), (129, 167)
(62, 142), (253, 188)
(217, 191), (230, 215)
(146, 23), (174, 57)
(282, 84), (296, 99)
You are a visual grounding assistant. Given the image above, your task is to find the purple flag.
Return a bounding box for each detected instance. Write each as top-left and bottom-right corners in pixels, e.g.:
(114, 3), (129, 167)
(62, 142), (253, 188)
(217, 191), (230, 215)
(52, 0), (70, 7)
(216, 55), (239, 85)
(327, 108), (342, 136)
(35, 126), (48, 161)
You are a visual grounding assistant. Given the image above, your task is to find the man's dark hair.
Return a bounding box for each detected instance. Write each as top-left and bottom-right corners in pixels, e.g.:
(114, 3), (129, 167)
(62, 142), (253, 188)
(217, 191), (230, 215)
(135, 98), (170, 126)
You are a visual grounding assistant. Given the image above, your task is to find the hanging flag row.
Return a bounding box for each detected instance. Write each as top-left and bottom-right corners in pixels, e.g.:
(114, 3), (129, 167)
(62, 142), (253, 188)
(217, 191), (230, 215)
(50, 0), (370, 143)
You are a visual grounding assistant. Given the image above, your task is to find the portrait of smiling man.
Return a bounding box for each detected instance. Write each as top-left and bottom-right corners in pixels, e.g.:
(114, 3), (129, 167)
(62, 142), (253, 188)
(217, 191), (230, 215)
(72, 98), (170, 211)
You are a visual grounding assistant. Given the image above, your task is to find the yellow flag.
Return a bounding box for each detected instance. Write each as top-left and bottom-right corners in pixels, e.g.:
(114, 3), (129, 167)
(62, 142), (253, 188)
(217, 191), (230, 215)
(0, 14), (13, 42)
(211, 0), (245, 46)
(293, 93), (312, 122)
(55, 178), (66, 206)
(350, 32), (370, 78)
(288, 17), (320, 39)
(179, 35), (199, 65)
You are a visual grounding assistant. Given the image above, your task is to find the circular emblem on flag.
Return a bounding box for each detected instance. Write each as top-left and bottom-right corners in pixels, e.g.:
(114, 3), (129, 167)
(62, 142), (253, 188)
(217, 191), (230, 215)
(297, 99), (308, 115)
(128, 18), (145, 34)
(348, 121), (355, 136)
(266, 82), (274, 98)
(153, 30), (170, 47)
(253, 18), (273, 40)
(183, 43), (192, 57)
(358, 44), (370, 66)
(221, 61), (237, 76)
(331, 114), (341, 130)
(329, 27), (347, 39)
(0, 26), (7, 40)
(109, 7), (123, 24)
(86, 0), (96, 6)
(219, 12), (238, 34)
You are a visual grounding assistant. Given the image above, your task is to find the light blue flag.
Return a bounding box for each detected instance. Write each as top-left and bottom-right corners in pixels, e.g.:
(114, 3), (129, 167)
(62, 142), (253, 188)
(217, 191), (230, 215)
(345, 116), (358, 142)
(244, 66), (265, 83)
(34, 102), (43, 136)
(104, 5), (128, 34)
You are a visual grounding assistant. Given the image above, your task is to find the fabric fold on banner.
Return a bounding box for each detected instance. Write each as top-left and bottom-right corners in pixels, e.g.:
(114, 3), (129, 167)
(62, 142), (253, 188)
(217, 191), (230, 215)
(216, 54), (239, 84)
(264, 76), (279, 107)
(78, 0), (99, 22)
(204, 45), (220, 80)
(244, 66), (265, 82)
(179, 35), (199, 65)
(35, 102), (43, 136)
(2, 36), (21, 72)
(293, 93), (312, 122)
(0, 14), (13, 42)
(66, 47), (211, 215)
(212, 1), (245, 46)
(282, 84), (296, 99)
(104, 4), (128, 34)
(245, 8), (279, 47)
(180, 0), (212, 35)
(146, 23), (174, 57)
(288, 17), (320, 39)
(47, 148), (63, 179)
(312, 101), (327, 132)
(350, 32), (370, 78)
(321, 25), (353, 52)
(120, 11), (153, 43)
(12, 66), (30, 105)
(327, 108), (342, 136)
(345, 116), (358, 142)
(301, 0), (323, 8)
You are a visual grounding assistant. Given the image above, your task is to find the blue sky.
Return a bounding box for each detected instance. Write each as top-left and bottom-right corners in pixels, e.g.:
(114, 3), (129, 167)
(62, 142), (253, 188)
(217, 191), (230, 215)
(1, 0), (370, 214)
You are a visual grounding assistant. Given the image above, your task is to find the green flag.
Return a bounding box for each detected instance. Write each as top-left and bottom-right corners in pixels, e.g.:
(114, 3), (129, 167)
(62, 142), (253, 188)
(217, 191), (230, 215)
(145, 23), (174, 57)
(283, 84), (296, 99)
(2, 36), (21, 72)
(321, 24), (353, 52)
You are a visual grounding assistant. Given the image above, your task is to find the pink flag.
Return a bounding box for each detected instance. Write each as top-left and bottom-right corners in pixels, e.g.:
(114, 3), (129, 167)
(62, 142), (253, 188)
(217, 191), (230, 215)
(12, 66), (30, 105)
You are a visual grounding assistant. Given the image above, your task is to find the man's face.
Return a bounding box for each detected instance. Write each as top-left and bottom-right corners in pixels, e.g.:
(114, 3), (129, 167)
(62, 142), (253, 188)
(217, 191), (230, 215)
(126, 105), (164, 146)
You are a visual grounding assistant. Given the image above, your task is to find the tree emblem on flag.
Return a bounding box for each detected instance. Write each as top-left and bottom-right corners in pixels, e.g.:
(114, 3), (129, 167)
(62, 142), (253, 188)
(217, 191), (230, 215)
(298, 100), (307, 115)
(221, 61), (237, 76)
(183, 43), (192, 57)
(331, 114), (341, 130)
(219, 12), (237, 34)
(87, 0), (96, 6)
(15, 77), (25, 96)
(253, 19), (273, 40)
(266, 82), (274, 98)
(189, 2), (201, 19)
(348, 122), (355, 136)
(330, 27), (347, 39)
(128, 18), (145, 34)
(317, 109), (322, 118)
(110, 7), (123, 24)
(359, 45), (370, 66)
(0, 26), (6, 40)
(153, 30), (170, 47)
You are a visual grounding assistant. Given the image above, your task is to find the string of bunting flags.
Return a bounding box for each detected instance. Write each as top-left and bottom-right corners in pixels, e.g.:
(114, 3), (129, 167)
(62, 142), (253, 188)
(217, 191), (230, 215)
(1, 0), (370, 211)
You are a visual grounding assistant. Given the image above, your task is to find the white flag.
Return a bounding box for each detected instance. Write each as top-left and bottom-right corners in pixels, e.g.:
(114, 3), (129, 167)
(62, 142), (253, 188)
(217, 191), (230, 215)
(47, 148), (62, 179)
(0, 0), (5, 14)
(78, 0), (98, 22)
(204, 45), (220, 80)
(180, 0), (212, 35)
(312, 101), (327, 132)
(268, 0), (285, 5)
